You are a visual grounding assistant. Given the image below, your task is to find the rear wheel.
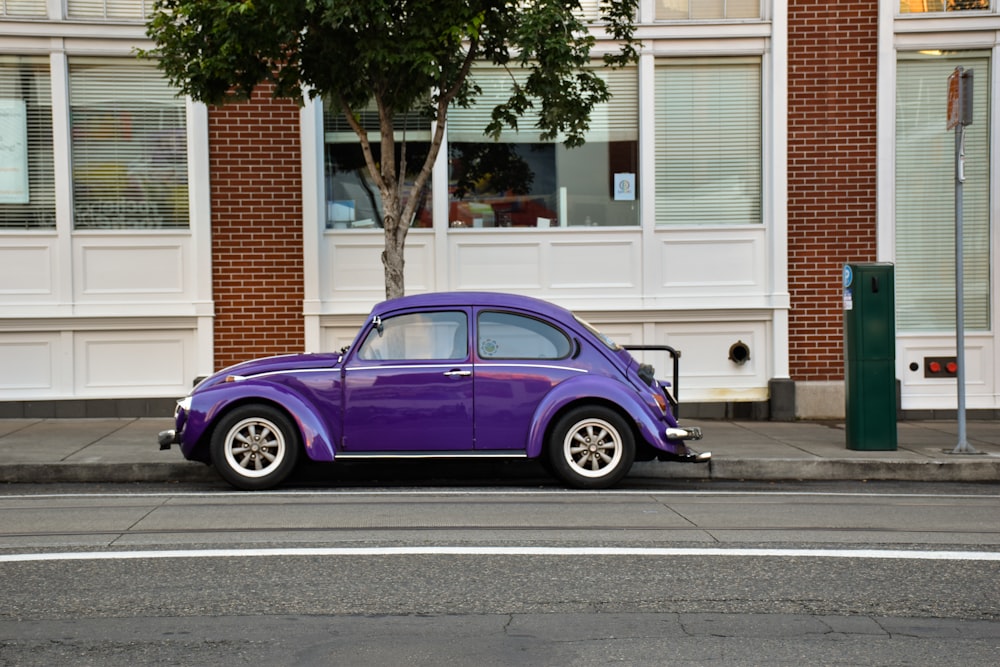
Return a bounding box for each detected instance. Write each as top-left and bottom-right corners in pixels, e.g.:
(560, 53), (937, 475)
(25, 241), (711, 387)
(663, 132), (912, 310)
(548, 406), (635, 489)
(210, 404), (300, 490)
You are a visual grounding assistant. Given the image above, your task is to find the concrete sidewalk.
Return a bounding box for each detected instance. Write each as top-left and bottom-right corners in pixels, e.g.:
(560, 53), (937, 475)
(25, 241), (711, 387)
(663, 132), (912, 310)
(0, 417), (998, 485)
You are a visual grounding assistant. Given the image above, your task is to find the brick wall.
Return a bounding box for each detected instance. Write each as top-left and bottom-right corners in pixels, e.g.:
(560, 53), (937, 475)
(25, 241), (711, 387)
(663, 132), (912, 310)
(787, 2), (879, 381)
(209, 87), (304, 370)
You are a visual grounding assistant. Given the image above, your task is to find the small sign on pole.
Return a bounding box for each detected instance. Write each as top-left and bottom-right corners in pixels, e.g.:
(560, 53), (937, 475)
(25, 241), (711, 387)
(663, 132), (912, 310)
(947, 67), (973, 131)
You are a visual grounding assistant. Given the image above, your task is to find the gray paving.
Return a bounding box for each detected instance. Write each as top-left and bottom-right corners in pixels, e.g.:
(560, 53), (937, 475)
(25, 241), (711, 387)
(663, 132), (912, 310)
(0, 417), (997, 485)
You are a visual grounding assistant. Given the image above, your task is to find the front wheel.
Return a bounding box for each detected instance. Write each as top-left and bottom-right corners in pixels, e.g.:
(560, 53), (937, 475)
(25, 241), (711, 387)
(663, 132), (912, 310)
(547, 406), (635, 489)
(210, 404), (300, 490)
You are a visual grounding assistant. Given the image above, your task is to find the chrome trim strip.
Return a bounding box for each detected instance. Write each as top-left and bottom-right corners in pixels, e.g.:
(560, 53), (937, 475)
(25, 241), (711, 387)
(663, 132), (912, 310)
(336, 451), (529, 460)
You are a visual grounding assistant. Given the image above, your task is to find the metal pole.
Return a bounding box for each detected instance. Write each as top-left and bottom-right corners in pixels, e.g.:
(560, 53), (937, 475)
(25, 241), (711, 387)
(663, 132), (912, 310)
(951, 122), (975, 454)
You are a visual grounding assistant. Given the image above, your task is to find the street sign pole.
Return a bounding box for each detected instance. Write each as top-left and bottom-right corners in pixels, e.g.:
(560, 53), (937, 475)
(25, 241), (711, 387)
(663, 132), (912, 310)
(947, 67), (976, 455)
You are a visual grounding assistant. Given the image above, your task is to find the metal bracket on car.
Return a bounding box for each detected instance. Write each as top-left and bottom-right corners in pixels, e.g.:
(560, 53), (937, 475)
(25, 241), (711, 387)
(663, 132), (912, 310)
(624, 344), (681, 416)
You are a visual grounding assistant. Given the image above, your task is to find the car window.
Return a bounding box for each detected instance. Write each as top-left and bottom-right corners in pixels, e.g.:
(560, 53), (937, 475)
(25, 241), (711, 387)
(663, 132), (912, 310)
(357, 311), (468, 361)
(477, 311), (572, 360)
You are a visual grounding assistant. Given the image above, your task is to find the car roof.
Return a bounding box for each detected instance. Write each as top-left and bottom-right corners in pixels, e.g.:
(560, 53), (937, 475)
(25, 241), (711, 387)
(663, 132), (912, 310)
(372, 291), (574, 320)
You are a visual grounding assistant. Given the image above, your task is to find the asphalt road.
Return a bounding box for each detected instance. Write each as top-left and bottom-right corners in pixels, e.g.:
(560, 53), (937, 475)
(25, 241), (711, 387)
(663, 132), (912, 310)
(0, 480), (998, 666)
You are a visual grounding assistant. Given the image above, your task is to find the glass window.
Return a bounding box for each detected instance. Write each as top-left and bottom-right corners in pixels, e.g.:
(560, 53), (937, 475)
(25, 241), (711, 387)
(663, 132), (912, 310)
(899, 1), (990, 13)
(657, 0), (760, 20)
(323, 104), (432, 230)
(477, 311), (572, 359)
(895, 51), (989, 331)
(447, 66), (638, 228)
(1, 0), (48, 17)
(67, 0), (152, 20)
(0, 56), (55, 229)
(655, 58), (761, 225)
(357, 311), (468, 361)
(69, 59), (188, 229)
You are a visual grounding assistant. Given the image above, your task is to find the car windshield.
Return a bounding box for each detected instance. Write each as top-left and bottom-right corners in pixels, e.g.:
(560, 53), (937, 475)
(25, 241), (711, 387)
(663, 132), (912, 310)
(574, 315), (622, 351)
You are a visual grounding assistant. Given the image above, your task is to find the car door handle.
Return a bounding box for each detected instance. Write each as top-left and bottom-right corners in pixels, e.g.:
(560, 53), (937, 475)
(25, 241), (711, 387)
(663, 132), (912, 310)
(444, 369), (472, 377)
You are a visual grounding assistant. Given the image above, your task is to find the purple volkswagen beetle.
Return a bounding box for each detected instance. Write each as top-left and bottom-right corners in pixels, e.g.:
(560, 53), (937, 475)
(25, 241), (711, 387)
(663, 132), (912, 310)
(159, 292), (708, 489)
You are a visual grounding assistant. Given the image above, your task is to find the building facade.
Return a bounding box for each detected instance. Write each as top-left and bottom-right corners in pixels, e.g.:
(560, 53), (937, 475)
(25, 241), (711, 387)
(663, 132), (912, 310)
(0, 1), (996, 419)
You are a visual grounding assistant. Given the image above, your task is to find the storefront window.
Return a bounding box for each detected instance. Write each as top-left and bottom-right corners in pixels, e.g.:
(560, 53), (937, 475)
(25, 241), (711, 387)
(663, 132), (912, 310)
(655, 58), (761, 225)
(899, 1), (990, 13)
(895, 51), (990, 331)
(0, 56), (55, 229)
(323, 106), (432, 230)
(69, 59), (188, 229)
(657, 0), (760, 20)
(447, 67), (638, 228)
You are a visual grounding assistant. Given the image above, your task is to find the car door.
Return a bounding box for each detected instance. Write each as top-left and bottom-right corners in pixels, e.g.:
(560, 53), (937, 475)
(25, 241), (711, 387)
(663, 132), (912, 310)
(472, 309), (581, 451)
(341, 309), (473, 451)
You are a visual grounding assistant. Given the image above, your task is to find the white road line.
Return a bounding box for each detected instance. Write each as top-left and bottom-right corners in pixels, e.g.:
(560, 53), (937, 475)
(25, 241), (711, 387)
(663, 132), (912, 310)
(1, 547), (999, 564)
(3, 490), (1000, 500)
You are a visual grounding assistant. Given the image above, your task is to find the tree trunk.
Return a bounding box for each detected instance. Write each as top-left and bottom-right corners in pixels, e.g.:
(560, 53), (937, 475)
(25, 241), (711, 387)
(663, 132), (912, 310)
(382, 228), (406, 300)
(381, 190), (406, 300)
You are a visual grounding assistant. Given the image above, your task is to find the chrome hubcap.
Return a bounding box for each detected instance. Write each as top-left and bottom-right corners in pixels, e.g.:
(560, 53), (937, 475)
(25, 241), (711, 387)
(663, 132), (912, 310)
(224, 418), (286, 478)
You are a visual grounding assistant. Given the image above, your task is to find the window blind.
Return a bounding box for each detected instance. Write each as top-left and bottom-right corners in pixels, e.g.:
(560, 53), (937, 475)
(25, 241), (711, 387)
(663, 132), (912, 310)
(69, 59), (188, 229)
(1, 0), (48, 17)
(447, 66), (637, 143)
(657, 0), (760, 20)
(66, 0), (151, 20)
(655, 58), (762, 225)
(895, 52), (990, 331)
(0, 57), (55, 228)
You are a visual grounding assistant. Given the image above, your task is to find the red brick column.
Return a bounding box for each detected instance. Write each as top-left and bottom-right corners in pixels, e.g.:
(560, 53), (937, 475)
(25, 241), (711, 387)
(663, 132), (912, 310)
(786, 2), (879, 382)
(208, 88), (304, 370)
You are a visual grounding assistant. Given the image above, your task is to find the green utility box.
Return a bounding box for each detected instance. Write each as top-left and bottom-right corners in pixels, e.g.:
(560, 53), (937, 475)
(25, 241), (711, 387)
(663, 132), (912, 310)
(843, 263), (897, 450)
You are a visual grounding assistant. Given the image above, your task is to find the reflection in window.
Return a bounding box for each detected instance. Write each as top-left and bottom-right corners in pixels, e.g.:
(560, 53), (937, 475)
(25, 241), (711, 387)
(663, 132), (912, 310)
(478, 311), (572, 359)
(323, 105), (432, 230)
(447, 66), (638, 228)
(657, 0), (760, 20)
(69, 59), (188, 229)
(655, 58), (761, 225)
(0, 57), (55, 228)
(899, 0), (989, 12)
(358, 312), (467, 361)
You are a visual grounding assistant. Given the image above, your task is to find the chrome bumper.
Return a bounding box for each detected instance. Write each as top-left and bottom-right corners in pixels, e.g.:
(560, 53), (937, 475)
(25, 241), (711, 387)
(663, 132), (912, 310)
(665, 426), (703, 441)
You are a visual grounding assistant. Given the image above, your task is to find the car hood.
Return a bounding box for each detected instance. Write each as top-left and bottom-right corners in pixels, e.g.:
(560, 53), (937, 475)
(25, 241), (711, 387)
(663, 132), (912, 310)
(194, 353), (342, 392)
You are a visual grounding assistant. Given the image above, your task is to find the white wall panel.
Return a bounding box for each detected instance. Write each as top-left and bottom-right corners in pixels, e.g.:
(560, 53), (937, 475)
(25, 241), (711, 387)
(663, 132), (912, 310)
(326, 232), (435, 309)
(0, 241), (55, 298)
(898, 335), (994, 410)
(449, 230), (642, 298)
(652, 321), (769, 401)
(74, 331), (192, 395)
(549, 238), (639, 290)
(75, 238), (186, 299)
(659, 233), (762, 292)
(452, 239), (543, 290)
(0, 334), (60, 396)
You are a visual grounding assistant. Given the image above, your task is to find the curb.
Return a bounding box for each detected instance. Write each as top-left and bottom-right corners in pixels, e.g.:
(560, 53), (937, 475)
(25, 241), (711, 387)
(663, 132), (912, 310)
(0, 463), (218, 484)
(634, 458), (1000, 483)
(1, 458), (997, 485)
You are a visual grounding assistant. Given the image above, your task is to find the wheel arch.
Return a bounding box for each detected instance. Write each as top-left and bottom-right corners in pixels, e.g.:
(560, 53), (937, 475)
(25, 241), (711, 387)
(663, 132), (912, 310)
(192, 386), (337, 464)
(526, 377), (661, 459)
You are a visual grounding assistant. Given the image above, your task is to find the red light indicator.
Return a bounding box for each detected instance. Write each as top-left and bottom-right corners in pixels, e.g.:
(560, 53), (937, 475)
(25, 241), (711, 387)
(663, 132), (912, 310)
(929, 361), (942, 373)
(946, 362), (958, 374)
